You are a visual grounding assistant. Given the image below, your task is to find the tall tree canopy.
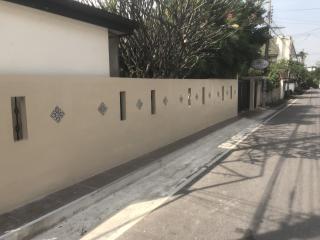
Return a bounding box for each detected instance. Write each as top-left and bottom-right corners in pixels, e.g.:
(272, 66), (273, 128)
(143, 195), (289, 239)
(192, 0), (268, 78)
(82, 0), (268, 78)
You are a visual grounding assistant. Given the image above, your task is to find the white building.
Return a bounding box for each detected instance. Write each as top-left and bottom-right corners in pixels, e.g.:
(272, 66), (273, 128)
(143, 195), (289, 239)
(0, 0), (136, 76)
(267, 36), (299, 97)
(269, 36), (297, 63)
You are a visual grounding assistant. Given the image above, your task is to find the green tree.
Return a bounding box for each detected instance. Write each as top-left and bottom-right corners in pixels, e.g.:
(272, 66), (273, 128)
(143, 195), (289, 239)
(267, 59), (317, 91)
(82, 0), (267, 78)
(309, 67), (320, 88)
(190, 0), (269, 78)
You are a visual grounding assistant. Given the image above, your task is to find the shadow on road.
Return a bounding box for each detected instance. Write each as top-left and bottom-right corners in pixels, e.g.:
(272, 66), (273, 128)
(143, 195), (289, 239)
(76, 91), (320, 240)
(165, 92), (320, 240)
(252, 215), (320, 240)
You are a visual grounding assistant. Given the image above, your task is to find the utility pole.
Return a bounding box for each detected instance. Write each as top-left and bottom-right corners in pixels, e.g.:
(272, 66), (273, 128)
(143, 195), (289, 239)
(262, 0), (272, 107)
(264, 0), (272, 61)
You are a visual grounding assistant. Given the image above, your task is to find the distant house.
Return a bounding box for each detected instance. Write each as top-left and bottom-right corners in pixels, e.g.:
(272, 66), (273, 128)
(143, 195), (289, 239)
(268, 36), (297, 63)
(240, 36), (299, 112)
(0, 0), (137, 77)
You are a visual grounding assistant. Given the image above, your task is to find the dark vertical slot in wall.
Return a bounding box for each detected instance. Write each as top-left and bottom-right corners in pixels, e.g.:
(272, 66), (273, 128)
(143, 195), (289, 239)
(202, 87), (205, 105)
(230, 86), (233, 99)
(151, 90), (156, 115)
(222, 86), (225, 101)
(120, 91), (126, 121)
(11, 96), (28, 141)
(188, 88), (192, 106)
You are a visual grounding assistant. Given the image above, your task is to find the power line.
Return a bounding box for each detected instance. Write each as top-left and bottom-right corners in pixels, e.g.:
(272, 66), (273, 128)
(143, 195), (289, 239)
(262, 0), (272, 107)
(276, 18), (320, 24)
(292, 27), (320, 36)
(278, 8), (320, 12)
(263, 19), (282, 37)
(276, 21), (320, 27)
(272, 21), (285, 36)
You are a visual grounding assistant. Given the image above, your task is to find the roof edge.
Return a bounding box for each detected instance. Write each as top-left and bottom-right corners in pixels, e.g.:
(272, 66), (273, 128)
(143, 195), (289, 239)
(4, 0), (137, 35)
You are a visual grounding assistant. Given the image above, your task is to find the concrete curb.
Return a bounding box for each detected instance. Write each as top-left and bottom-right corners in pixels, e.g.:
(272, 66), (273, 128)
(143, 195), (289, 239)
(173, 99), (297, 193)
(0, 161), (161, 240)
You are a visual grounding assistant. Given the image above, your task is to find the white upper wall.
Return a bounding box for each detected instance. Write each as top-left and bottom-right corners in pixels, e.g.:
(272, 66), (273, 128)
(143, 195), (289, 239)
(276, 36), (296, 62)
(0, 1), (110, 76)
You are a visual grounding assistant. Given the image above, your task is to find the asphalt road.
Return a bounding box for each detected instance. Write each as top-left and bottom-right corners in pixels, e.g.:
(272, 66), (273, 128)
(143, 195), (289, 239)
(117, 90), (320, 240)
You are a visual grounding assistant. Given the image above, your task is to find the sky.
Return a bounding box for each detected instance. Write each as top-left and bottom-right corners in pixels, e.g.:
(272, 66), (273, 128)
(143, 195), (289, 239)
(272, 0), (320, 66)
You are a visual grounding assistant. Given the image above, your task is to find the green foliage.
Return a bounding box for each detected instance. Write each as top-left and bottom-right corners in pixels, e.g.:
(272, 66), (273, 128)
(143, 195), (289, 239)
(82, 0), (268, 78)
(309, 67), (320, 88)
(267, 60), (288, 90)
(189, 0), (269, 78)
(267, 59), (318, 91)
(113, 0), (244, 78)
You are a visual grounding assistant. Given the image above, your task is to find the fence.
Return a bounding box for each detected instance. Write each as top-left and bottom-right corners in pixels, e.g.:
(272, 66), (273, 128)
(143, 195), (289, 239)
(265, 80), (285, 105)
(0, 76), (238, 214)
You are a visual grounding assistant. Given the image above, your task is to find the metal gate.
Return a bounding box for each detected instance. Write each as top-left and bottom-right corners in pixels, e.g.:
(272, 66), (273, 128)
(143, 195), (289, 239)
(238, 80), (250, 112)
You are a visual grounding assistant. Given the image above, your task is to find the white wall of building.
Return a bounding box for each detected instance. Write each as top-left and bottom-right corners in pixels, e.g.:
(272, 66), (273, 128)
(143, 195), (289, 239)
(286, 82), (296, 93)
(0, 1), (110, 76)
(276, 36), (296, 62)
(280, 79), (285, 99)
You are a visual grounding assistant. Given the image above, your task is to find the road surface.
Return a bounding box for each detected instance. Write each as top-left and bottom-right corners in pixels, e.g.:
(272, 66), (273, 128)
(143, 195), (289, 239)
(116, 90), (320, 240)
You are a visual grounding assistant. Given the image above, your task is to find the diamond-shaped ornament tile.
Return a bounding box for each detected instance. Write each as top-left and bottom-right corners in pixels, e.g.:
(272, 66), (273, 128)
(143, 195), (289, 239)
(234, 90), (237, 95)
(195, 94), (199, 100)
(179, 95), (184, 103)
(98, 102), (108, 115)
(226, 91), (229, 95)
(50, 106), (65, 123)
(208, 92), (212, 99)
(217, 91), (220, 97)
(163, 97), (168, 106)
(136, 99), (143, 110)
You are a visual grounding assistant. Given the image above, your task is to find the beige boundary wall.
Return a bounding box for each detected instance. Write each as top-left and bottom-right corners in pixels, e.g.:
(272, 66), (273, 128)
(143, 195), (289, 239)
(0, 76), (238, 214)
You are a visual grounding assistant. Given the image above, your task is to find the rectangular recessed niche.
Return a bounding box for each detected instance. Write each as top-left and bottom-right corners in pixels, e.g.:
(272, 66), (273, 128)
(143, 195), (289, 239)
(11, 97), (28, 141)
(230, 86), (233, 99)
(151, 90), (156, 115)
(222, 86), (225, 101)
(202, 87), (205, 105)
(188, 88), (192, 106)
(120, 91), (126, 121)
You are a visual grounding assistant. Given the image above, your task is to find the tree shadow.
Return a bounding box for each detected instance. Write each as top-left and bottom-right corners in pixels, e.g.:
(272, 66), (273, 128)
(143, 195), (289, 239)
(164, 93), (320, 240)
(267, 104), (318, 125)
(49, 90), (320, 240)
(244, 214), (320, 240)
